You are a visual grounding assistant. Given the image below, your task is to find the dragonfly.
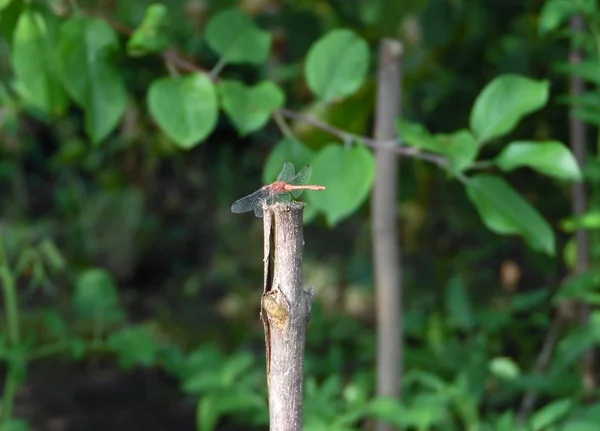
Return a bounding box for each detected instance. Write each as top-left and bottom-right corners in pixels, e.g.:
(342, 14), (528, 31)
(231, 162), (326, 217)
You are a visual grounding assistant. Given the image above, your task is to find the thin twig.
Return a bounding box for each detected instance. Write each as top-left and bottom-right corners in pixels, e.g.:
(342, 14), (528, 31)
(209, 57), (228, 79)
(276, 108), (448, 167)
(273, 110), (295, 140)
(516, 317), (561, 424)
(161, 50), (208, 74)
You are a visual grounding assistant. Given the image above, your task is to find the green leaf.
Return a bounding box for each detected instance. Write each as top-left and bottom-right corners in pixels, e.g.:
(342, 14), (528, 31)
(509, 290), (550, 313)
(529, 398), (573, 431)
(397, 121), (478, 172)
(43, 311), (68, 338)
(444, 274), (473, 330)
(69, 338), (86, 360)
(574, 107), (600, 127)
(196, 392), (266, 431)
(305, 29), (369, 102)
(73, 268), (124, 322)
(489, 357), (521, 380)
(555, 60), (600, 87)
(222, 352), (255, 383)
(148, 73), (218, 149)
(0, 0), (14, 10)
(205, 8), (271, 65)
(553, 271), (600, 305)
(538, 0), (580, 35)
(560, 211), (600, 232)
(435, 130), (479, 173)
(39, 238), (66, 271)
(561, 421), (599, 431)
(307, 144), (375, 225)
(12, 9), (68, 116)
(469, 75), (549, 144)
(197, 395), (219, 431)
(183, 373), (224, 394)
(107, 325), (159, 368)
(127, 3), (169, 57)
(1, 419), (34, 431)
(563, 236), (577, 270)
(218, 80), (284, 135)
(563, 404), (600, 430)
(397, 119), (440, 152)
(466, 175), (555, 255)
(495, 411), (520, 431)
(57, 17), (127, 144)
(555, 312), (600, 370)
(263, 138), (315, 183)
(496, 140), (582, 181)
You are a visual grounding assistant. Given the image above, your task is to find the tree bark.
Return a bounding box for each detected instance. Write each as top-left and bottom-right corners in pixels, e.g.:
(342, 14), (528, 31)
(262, 202), (313, 431)
(371, 38), (403, 431)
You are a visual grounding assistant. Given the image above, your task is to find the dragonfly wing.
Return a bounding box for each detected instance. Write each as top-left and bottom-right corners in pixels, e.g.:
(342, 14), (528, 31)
(231, 188), (267, 213)
(264, 195), (278, 206)
(255, 195), (278, 216)
(277, 162), (295, 182)
(290, 164), (312, 197)
(276, 193), (291, 203)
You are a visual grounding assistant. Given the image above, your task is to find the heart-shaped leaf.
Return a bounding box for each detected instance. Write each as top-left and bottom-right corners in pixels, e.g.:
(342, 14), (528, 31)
(57, 17), (126, 144)
(305, 29), (369, 102)
(307, 144), (375, 225)
(205, 8), (271, 64)
(263, 138), (315, 183)
(496, 140), (582, 181)
(219, 80), (284, 135)
(469, 75), (549, 145)
(148, 73), (218, 149)
(466, 174), (555, 255)
(12, 9), (68, 116)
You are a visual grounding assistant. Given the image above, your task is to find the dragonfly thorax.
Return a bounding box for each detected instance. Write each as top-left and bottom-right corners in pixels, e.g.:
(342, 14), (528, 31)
(269, 181), (288, 195)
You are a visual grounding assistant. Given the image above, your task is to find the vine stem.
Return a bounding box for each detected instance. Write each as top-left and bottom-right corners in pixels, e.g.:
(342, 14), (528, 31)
(0, 238), (21, 424)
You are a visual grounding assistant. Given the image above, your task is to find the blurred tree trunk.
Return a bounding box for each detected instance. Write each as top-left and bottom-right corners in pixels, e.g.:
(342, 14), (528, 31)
(371, 38), (403, 431)
(569, 14), (594, 394)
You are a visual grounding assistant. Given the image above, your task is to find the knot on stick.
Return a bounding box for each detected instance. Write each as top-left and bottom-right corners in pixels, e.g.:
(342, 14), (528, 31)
(262, 289), (290, 329)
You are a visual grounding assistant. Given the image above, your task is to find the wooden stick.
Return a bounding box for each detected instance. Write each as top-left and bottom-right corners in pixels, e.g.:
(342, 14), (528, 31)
(262, 202), (313, 431)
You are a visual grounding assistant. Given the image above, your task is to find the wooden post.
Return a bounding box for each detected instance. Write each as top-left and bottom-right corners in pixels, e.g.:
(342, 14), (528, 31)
(262, 202), (313, 431)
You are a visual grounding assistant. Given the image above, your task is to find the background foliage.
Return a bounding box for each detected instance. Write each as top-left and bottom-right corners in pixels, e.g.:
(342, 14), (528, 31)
(1, 0), (599, 430)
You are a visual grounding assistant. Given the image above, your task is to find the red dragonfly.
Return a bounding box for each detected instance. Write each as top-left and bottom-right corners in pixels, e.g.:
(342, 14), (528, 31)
(231, 162), (325, 217)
